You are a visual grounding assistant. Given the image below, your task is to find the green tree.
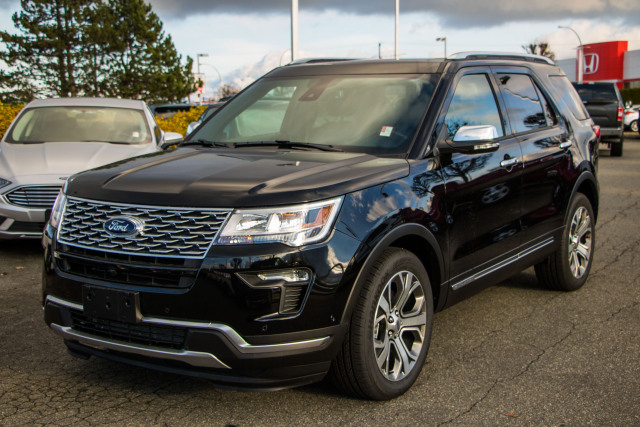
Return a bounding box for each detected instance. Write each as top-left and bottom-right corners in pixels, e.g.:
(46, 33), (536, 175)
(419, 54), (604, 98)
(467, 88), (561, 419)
(522, 42), (556, 61)
(94, 0), (195, 103)
(0, 0), (195, 103)
(0, 0), (93, 99)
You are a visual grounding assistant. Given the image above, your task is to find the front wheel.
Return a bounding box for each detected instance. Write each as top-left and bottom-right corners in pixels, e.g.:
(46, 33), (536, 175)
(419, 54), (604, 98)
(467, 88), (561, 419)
(631, 120), (638, 133)
(535, 193), (595, 291)
(330, 248), (433, 400)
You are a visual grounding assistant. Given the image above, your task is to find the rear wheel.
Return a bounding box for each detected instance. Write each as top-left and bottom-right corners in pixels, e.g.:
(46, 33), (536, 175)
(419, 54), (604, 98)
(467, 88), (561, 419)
(535, 193), (595, 291)
(330, 248), (433, 400)
(610, 133), (623, 157)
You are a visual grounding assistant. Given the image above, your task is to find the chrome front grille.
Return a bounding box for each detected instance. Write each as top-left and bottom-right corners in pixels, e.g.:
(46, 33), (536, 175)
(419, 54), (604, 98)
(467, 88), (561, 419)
(5, 185), (61, 208)
(57, 197), (231, 258)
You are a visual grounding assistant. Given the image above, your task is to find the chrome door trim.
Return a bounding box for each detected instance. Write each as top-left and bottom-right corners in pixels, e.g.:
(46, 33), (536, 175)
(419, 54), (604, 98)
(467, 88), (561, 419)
(451, 237), (554, 291)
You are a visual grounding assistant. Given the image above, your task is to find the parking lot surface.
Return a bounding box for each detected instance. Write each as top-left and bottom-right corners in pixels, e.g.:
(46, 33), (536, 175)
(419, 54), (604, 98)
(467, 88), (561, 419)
(1, 134), (639, 426)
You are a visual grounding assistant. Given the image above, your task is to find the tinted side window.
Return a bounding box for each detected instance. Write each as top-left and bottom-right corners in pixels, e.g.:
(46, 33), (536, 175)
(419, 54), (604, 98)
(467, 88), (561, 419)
(498, 74), (547, 133)
(535, 85), (558, 127)
(548, 76), (589, 120)
(444, 74), (504, 138)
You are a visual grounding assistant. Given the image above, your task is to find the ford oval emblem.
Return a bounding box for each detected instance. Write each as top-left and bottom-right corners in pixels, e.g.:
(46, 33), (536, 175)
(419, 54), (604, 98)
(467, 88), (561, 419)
(103, 216), (144, 237)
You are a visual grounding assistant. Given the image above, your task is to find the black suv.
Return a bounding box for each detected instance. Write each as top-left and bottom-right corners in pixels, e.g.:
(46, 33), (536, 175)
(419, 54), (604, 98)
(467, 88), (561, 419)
(573, 82), (624, 156)
(42, 54), (599, 400)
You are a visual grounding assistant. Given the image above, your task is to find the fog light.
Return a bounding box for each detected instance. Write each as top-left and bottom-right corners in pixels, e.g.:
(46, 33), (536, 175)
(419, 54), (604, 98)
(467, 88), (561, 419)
(257, 269), (310, 283)
(238, 268), (313, 319)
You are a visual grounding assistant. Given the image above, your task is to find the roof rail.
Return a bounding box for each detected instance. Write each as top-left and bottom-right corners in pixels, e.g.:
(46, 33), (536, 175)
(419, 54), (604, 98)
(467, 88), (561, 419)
(448, 52), (555, 65)
(286, 58), (358, 66)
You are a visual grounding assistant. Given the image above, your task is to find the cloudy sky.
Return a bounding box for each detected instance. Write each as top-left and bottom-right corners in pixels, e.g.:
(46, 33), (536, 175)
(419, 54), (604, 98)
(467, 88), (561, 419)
(2, 0), (640, 98)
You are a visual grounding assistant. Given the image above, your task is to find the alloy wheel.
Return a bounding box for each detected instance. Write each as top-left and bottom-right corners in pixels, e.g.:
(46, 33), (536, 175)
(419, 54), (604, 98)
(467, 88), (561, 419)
(373, 270), (427, 381)
(568, 206), (592, 279)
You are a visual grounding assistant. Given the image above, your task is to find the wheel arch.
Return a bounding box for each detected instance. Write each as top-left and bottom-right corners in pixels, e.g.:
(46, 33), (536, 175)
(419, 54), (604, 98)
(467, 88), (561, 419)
(340, 223), (446, 324)
(571, 170), (599, 223)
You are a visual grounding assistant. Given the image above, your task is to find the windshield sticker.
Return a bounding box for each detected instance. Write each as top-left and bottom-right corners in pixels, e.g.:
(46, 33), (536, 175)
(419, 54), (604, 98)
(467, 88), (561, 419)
(380, 126), (393, 137)
(132, 132), (140, 138)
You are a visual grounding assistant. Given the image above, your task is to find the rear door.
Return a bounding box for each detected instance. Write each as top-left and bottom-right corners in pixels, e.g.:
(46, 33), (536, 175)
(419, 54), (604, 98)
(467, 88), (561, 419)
(493, 67), (572, 249)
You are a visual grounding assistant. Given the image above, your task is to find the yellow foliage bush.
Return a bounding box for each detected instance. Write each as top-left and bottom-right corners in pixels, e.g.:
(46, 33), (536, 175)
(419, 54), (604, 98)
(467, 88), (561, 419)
(155, 106), (206, 136)
(0, 104), (25, 140)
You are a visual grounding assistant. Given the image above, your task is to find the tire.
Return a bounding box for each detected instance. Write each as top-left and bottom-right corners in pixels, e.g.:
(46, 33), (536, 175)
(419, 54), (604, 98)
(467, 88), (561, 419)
(631, 120), (638, 133)
(330, 248), (433, 400)
(610, 133), (623, 157)
(535, 193), (595, 291)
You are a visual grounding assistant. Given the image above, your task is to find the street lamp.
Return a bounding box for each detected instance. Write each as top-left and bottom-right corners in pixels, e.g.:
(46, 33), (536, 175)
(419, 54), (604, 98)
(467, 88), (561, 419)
(436, 37), (447, 59)
(197, 53), (209, 75)
(558, 26), (583, 83)
(395, 0), (399, 60)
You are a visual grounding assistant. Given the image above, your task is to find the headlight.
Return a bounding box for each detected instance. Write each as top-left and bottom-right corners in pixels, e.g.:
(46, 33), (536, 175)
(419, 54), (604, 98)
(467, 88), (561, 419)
(0, 178), (11, 190)
(49, 189), (67, 229)
(217, 197), (343, 246)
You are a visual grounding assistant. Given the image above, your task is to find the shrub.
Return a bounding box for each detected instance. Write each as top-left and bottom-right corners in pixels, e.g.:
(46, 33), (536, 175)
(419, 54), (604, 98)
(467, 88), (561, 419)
(621, 88), (640, 105)
(155, 106), (206, 136)
(0, 104), (24, 140)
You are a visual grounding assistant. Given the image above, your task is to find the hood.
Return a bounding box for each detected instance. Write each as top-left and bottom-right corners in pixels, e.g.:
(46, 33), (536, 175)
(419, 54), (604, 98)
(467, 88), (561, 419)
(0, 141), (157, 181)
(65, 147), (409, 207)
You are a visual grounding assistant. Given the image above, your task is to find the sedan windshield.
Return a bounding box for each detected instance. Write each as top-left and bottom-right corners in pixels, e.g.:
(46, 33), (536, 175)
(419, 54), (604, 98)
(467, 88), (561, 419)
(191, 74), (437, 156)
(7, 106), (152, 144)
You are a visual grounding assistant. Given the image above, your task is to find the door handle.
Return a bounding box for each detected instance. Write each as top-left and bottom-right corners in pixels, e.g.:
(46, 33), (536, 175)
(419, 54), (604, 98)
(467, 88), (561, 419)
(500, 158), (518, 168)
(559, 140), (573, 149)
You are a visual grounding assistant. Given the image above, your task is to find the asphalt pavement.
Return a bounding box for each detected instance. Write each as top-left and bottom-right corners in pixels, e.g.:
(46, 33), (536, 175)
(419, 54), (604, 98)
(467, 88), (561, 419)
(1, 133), (639, 426)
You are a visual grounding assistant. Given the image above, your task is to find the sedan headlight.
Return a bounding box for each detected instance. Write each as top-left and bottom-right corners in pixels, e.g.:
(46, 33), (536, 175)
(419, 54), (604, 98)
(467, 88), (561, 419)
(49, 189), (67, 229)
(0, 178), (11, 190)
(217, 197), (343, 246)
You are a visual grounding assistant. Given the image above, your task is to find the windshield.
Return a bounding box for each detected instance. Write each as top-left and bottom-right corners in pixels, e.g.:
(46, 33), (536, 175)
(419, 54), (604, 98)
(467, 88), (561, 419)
(7, 106), (152, 144)
(191, 74), (437, 155)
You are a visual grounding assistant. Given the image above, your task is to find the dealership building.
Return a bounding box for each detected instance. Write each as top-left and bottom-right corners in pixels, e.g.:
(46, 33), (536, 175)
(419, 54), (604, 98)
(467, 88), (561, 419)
(556, 41), (640, 88)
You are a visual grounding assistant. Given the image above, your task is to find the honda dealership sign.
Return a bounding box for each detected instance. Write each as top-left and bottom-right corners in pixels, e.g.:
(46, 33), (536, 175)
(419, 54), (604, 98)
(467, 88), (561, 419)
(582, 41), (627, 82)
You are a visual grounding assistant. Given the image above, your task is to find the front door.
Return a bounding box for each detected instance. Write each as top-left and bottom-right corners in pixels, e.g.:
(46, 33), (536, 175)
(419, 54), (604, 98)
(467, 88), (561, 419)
(438, 71), (523, 295)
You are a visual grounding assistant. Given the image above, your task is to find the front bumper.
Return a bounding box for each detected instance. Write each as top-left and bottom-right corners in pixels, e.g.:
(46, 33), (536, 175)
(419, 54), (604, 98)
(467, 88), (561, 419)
(41, 216), (361, 389)
(0, 182), (60, 239)
(44, 295), (345, 390)
(0, 202), (48, 239)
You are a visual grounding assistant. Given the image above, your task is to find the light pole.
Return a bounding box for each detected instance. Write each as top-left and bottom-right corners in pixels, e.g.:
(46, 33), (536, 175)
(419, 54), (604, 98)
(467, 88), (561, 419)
(200, 63), (223, 99)
(291, 0), (299, 62)
(436, 37), (447, 59)
(197, 53), (208, 75)
(394, 0), (399, 60)
(558, 26), (583, 83)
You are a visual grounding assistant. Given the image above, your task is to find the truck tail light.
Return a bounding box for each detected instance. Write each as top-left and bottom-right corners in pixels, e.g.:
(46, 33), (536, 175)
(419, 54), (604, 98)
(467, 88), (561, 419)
(593, 125), (601, 142)
(617, 106), (623, 122)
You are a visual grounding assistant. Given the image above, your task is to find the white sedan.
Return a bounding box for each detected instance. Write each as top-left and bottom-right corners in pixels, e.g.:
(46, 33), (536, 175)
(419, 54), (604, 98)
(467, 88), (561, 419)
(0, 97), (182, 239)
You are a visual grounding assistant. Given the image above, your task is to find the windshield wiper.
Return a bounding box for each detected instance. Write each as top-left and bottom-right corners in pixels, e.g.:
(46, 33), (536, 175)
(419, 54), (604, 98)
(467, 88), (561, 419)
(233, 140), (343, 152)
(181, 139), (230, 148)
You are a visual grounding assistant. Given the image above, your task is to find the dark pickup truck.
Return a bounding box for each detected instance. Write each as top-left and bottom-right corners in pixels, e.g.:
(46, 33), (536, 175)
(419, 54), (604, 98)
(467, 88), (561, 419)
(573, 82), (624, 156)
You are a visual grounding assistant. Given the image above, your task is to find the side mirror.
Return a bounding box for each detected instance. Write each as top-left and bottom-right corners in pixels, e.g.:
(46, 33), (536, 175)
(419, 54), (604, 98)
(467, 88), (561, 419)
(160, 131), (183, 149)
(438, 125), (500, 154)
(186, 121), (201, 135)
